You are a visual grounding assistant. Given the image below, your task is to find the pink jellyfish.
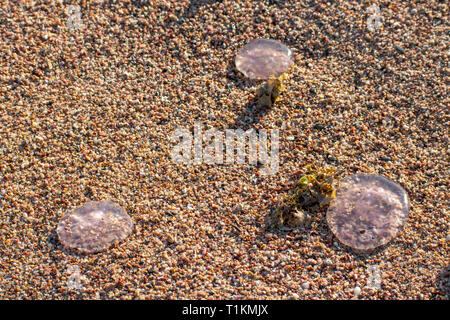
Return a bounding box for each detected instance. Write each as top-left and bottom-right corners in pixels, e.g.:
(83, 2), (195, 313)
(57, 200), (133, 253)
(326, 174), (409, 251)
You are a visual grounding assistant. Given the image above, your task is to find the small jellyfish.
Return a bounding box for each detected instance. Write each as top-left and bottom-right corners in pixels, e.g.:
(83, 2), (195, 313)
(57, 200), (133, 253)
(326, 174), (409, 251)
(235, 39), (293, 80)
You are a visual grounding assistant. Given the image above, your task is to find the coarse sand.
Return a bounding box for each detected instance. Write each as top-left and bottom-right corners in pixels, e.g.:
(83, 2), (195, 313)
(0, 0), (448, 299)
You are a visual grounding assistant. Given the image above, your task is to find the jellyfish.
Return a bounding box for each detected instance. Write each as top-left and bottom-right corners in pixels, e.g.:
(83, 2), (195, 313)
(326, 174), (409, 251)
(57, 200), (133, 253)
(235, 39), (293, 80)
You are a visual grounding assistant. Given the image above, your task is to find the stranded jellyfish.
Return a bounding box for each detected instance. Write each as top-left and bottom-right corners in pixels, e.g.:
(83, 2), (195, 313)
(235, 39), (293, 80)
(57, 200), (133, 253)
(326, 174), (409, 251)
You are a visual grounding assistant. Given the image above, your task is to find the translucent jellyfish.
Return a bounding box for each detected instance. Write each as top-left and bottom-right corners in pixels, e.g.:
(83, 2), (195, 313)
(326, 174), (409, 251)
(57, 201), (133, 253)
(235, 39), (293, 80)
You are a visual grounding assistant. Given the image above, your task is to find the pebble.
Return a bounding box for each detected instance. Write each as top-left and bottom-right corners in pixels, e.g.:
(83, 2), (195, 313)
(323, 259), (332, 266)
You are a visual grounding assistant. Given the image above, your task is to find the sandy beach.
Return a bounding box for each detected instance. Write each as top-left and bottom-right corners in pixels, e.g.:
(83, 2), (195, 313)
(0, 0), (448, 299)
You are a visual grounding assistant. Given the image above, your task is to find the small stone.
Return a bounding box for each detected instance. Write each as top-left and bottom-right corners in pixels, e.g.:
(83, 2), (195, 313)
(57, 200), (133, 253)
(301, 281), (310, 290)
(235, 39), (293, 80)
(326, 174), (409, 251)
(394, 45), (405, 54)
(353, 286), (361, 296)
(287, 209), (310, 227)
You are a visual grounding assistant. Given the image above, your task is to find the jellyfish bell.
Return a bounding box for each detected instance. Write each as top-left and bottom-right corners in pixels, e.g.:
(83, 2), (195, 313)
(235, 39), (293, 80)
(57, 200), (133, 253)
(326, 174), (409, 252)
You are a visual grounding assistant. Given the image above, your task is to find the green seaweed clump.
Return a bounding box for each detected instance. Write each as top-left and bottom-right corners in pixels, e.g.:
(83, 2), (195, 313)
(270, 165), (337, 229)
